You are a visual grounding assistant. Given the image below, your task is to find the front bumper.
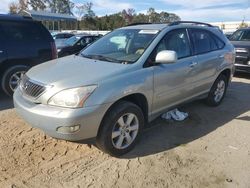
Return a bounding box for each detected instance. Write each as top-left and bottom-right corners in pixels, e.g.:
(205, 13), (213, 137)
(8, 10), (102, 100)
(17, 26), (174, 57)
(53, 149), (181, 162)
(234, 53), (250, 73)
(14, 88), (110, 141)
(235, 63), (250, 73)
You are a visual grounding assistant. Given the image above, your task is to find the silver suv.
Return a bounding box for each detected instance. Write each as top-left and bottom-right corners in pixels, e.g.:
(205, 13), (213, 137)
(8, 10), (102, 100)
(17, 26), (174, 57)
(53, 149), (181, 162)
(14, 21), (235, 156)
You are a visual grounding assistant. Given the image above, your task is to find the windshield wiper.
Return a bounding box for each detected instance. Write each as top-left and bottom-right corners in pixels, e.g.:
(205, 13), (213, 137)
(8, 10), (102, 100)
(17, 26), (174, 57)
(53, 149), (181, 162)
(81, 54), (122, 63)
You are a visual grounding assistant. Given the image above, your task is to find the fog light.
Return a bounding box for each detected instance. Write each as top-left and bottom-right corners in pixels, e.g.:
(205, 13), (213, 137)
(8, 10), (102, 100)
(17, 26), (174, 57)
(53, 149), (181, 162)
(57, 125), (80, 134)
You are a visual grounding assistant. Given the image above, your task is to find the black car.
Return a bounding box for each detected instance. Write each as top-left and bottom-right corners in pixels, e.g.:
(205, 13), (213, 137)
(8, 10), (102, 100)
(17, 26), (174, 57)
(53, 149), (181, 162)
(0, 15), (57, 96)
(53, 33), (74, 40)
(57, 34), (100, 57)
(230, 28), (250, 73)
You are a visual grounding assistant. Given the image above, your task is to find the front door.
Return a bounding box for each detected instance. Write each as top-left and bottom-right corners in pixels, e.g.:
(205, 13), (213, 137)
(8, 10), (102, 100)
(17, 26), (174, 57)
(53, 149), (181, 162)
(152, 29), (197, 114)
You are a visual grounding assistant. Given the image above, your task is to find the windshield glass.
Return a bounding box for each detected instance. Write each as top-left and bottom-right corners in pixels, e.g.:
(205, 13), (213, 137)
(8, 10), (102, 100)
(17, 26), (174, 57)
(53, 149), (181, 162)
(65, 36), (81, 46)
(230, 30), (250, 41)
(80, 29), (159, 64)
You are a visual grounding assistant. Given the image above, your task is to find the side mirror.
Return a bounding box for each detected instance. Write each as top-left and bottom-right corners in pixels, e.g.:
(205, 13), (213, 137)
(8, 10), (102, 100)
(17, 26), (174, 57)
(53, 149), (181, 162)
(155, 50), (177, 64)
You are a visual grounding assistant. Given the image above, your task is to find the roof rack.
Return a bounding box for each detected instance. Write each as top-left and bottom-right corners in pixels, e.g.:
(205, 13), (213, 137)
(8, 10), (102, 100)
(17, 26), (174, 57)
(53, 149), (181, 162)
(126, 22), (152, 26)
(169, 21), (213, 27)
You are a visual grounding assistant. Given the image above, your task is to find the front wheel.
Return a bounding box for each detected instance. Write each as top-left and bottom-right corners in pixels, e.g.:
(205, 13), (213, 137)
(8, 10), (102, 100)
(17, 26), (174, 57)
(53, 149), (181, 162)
(1, 65), (29, 96)
(96, 101), (144, 157)
(206, 74), (228, 106)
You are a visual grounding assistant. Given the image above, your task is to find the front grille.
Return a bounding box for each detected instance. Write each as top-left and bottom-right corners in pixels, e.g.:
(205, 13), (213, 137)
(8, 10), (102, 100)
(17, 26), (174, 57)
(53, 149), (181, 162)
(20, 75), (46, 98)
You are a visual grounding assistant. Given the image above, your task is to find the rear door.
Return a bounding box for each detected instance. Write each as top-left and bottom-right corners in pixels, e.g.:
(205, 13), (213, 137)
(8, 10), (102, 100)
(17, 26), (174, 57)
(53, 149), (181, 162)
(188, 28), (226, 93)
(152, 29), (197, 113)
(0, 24), (7, 66)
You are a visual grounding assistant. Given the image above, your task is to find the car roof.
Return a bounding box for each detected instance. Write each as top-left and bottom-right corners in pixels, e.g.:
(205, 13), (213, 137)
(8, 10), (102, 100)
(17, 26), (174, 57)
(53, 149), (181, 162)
(121, 22), (220, 32)
(122, 24), (167, 30)
(0, 14), (33, 22)
(75, 34), (98, 37)
(56, 33), (74, 35)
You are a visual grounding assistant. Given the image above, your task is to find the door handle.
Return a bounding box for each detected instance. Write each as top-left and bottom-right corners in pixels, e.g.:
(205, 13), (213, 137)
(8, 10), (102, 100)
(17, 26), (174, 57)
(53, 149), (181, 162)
(189, 62), (198, 68)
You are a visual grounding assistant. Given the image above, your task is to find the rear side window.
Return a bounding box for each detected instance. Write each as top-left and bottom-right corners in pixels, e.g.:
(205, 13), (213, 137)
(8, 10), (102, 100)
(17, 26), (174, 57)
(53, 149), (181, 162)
(0, 21), (48, 42)
(190, 29), (224, 55)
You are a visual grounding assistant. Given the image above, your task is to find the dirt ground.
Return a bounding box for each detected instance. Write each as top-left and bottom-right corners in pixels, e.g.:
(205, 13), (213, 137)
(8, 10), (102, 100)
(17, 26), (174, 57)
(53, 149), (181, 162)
(0, 73), (249, 188)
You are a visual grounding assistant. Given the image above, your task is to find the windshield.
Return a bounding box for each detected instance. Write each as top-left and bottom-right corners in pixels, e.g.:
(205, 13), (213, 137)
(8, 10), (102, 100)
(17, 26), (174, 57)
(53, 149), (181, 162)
(65, 36), (81, 46)
(230, 30), (250, 41)
(80, 29), (159, 64)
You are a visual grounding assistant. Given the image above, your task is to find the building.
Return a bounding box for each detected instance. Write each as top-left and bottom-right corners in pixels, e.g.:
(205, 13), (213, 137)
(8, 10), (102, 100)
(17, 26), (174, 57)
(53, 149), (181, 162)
(210, 21), (250, 33)
(19, 10), (77, 31)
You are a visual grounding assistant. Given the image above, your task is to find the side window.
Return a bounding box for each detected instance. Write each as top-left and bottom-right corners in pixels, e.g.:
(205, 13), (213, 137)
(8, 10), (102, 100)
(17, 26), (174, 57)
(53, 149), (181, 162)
(190, 29), (220, 55)
(156, 29), (191, 59)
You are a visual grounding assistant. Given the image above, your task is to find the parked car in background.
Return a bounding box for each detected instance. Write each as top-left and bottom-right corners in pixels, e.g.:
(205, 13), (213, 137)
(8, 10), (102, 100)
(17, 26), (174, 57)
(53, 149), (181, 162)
(14, 21), (235, 156)
(53, 32), (74, 40)
(229, 28), (250, 73)
(0, 15), (57, 96)
(57, 34), (101, 57)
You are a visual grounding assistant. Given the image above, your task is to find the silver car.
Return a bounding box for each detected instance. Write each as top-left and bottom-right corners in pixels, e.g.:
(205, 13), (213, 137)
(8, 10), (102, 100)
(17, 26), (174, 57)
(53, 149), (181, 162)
(14, 21), (235, 156)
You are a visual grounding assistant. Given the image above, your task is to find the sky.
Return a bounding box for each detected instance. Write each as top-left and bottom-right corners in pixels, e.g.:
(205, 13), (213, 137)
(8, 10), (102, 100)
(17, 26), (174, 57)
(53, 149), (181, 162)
(1, 0), (250, 22)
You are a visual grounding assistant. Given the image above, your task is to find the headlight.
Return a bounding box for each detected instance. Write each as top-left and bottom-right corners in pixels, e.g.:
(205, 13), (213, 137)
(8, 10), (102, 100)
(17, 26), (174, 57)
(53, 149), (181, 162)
(48, 85), (97, 108)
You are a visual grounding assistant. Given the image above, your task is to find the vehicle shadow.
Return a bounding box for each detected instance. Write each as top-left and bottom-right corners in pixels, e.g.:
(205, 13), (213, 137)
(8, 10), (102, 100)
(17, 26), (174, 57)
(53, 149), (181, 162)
(121, 80), (250, 158)
(0, 92), (14, 111)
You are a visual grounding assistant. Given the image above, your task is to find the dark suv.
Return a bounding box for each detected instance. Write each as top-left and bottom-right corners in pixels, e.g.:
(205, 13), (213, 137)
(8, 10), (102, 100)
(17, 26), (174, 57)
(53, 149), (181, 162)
(230, 28), (250, 73)
(0, 15), (57, 96)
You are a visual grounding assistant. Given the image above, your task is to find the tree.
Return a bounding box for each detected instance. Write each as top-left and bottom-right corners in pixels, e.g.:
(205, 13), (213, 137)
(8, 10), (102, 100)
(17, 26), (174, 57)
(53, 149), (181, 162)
(19, 0), (28, 10)
(147, 8), (158, 23)
(238, 20), (248, 28)
(9, 2), (19, 14)
(8, 0), (28, 14)
(46, 0), (74, 15)
(28, 0), (46, 11)
(83, 2), (95, 19)
(75, 4), (85, 20)
(121, 8), (135, 24)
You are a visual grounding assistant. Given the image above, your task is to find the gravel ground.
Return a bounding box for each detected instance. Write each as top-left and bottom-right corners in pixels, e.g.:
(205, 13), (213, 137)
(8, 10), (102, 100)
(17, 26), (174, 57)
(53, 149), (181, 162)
(0, 74), (249, 188)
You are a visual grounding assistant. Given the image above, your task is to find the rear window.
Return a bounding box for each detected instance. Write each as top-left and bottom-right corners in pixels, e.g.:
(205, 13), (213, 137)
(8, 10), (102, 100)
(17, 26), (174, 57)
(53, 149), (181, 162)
(0, 21), (50, 42)
(190, 29), (224, 55)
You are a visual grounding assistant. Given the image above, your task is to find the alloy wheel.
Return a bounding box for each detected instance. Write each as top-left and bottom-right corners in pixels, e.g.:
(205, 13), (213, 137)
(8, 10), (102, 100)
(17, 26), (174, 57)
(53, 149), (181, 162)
(111, 113), (139, 150)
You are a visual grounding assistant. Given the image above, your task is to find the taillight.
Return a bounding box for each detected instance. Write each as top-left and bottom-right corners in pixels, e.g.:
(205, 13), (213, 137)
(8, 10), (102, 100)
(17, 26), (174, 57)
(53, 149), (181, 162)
(225, 52), (235, 64)
(50, 42), (58, 59)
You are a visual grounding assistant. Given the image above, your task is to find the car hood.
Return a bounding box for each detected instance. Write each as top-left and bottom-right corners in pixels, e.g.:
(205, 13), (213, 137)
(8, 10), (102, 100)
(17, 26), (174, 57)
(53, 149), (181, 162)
(230, 41), (250, 48)
(26, 55), (128, 88)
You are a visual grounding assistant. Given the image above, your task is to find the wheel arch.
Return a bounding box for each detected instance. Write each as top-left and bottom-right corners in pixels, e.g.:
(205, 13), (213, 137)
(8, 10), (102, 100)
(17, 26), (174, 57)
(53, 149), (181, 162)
(219, 68), (231, 84)
(97, 93), (149, 136)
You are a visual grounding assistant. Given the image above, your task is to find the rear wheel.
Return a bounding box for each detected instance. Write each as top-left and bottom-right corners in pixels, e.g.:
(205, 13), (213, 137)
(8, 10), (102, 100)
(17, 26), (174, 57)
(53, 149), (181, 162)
(96, 101), (144, 157)
(1, 65), (29, 96)
(206, 74), (228, 106)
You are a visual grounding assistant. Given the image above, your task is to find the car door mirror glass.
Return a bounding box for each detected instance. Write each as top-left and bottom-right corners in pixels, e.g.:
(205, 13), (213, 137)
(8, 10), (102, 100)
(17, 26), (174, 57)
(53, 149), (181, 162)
(155, 50), (177, 64)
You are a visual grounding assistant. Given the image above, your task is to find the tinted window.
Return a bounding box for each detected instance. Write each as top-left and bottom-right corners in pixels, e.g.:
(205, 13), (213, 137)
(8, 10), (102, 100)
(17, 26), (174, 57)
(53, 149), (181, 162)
(190, 29), (219, 55)
(156, 29), (191, 59)
(0, 21), (47, 42)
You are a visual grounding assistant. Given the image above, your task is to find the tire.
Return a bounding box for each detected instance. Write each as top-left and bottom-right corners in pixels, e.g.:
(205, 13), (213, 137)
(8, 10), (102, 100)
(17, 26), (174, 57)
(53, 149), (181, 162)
(206, 74), (228, 107)
(1, 65), (29, 96)
(96, 101), (144, 157)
